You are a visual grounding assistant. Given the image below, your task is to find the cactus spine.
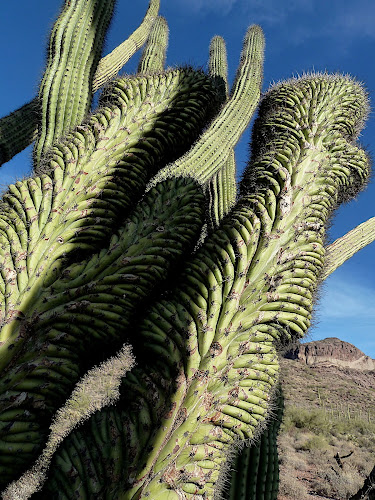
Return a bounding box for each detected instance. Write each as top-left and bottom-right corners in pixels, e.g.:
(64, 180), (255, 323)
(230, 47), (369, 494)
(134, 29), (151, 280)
(0, 1), (373, 499)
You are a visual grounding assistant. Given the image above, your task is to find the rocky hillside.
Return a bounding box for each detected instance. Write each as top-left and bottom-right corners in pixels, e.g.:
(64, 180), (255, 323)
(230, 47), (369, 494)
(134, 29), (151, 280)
(285, 337), (375, 371)
(278, 338), (375, 500)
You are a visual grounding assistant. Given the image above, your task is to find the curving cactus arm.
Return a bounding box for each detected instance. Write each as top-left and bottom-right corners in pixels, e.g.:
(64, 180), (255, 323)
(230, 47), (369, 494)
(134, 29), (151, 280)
(322, 216), (375, 279)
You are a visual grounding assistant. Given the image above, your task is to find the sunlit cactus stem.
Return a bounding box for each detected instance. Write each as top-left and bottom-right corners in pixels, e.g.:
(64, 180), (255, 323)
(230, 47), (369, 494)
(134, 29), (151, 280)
(138, 16), (169, 74)
(34, 0), (116, 165)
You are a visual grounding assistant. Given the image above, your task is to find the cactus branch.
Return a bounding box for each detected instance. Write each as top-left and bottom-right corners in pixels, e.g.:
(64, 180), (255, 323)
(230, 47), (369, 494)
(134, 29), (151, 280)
(208, 35), (229, 101)
(34, 0), (116, 165)
(93, 0), (160, 91)
(138, 16), (169, 74)
(322, 217), (375, 279)
(151, 24), (264, 186)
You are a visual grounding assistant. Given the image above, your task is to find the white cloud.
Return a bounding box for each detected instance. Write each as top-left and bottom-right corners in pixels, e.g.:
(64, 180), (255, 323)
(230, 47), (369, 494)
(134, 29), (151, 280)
(333, 1), (375, 39)
(319, 275), (375, 320)
(175, 0), (238, 15)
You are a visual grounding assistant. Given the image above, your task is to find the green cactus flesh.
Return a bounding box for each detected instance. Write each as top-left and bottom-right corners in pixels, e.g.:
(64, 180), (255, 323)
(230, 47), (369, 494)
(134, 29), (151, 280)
(34, 75), (369, 499)
(138, 16), (169, 75)
(34, 0), (116, 165)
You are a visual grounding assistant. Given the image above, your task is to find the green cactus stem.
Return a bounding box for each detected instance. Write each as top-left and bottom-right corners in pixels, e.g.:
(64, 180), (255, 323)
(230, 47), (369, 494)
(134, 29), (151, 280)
(208, 35), (229, 101)
(227, 387), (284, 500)
(92, 0), (160, 91)
(206, 36), (237, 230)
(322, 216), (375, 279)
(138, 16), (169, 74)
(0, 0), (160, 168)
(0, 175), (206, 486)
(0, 101), (39, 166)
(34, 0), (116, 165)
(207, 150), (237, 230)
(152, 24), (264, 186)
(35, 74), (369, 499)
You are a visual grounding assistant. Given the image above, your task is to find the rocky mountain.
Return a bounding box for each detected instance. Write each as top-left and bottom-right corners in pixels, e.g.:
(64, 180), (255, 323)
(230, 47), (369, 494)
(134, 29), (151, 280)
(284, 337), (375, 371)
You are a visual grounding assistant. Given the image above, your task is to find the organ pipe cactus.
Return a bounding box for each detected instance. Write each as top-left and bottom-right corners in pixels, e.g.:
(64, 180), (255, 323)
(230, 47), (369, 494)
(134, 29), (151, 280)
(0, 1), (374, 499)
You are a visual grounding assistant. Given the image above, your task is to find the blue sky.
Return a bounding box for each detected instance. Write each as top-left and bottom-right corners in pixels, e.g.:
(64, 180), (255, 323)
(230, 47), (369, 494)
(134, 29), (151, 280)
(1, 0), (374, 356)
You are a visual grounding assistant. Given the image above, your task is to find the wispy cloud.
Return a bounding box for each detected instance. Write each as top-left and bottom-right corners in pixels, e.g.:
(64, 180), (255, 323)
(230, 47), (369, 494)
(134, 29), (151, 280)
(319, 275), (375, 320)
(175, 0), (238, 16)
(333, 1), (375, 39)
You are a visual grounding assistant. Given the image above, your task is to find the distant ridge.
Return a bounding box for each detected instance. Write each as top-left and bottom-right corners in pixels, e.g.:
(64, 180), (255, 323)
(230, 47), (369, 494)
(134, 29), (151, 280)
(284, 337), (375, 371)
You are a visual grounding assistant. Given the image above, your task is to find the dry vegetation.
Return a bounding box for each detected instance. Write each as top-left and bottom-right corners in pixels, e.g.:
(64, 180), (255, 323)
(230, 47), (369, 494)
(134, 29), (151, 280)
(277, 358), (375, 499)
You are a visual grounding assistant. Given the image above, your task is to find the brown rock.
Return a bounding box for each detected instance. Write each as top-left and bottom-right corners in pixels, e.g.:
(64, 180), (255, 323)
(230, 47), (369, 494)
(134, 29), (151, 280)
(284, 337), (375, 371)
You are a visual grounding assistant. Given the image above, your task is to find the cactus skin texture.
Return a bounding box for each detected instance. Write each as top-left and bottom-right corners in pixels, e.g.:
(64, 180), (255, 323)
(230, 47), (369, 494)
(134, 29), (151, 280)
(0, 2), (373, 499)
(227, 388), (284, 500)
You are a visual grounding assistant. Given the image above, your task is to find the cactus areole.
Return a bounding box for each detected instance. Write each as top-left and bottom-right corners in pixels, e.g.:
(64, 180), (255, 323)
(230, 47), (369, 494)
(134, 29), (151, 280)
(0, 1), (372, 499)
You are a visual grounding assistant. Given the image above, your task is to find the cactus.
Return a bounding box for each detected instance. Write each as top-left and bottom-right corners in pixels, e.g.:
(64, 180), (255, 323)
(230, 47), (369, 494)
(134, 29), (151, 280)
(1, 1), (374, 499)
(227, 388), (284, 500)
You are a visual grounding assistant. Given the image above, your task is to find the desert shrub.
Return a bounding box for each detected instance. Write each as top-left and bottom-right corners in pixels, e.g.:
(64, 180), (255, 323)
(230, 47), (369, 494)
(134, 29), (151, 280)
(299, 434), (330, 452)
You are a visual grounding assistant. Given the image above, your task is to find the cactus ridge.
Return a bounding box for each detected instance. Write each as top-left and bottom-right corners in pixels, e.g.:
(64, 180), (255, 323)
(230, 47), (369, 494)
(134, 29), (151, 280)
(34, 0), (116, 165)
(138, 16), (169, 75)
(0, 176), (206, 487)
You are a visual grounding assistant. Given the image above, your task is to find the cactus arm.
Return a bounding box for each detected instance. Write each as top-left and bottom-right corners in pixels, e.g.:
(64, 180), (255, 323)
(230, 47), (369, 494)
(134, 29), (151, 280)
(151, 24), (264, 186)
(34, 0), (116, 165)
(92, 0), (160, 91)
(227, 388), (284, 500)
(322, 216), (375, 279)
(208, 35), (229, 101)
(207, 149), (237, 230)
(0, 101), (38, 166)
(206, 36), (237, 230)
(138, 16), (169, 74)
